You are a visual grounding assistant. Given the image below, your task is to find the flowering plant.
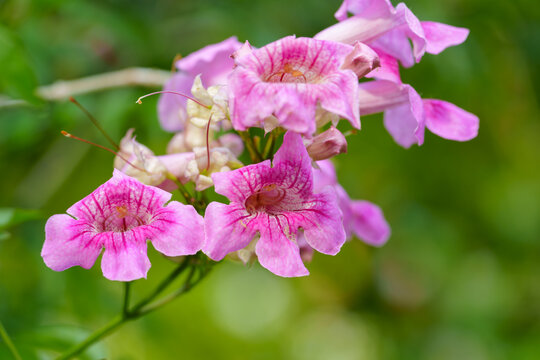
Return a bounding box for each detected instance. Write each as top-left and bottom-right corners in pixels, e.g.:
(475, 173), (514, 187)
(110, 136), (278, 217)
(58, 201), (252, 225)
(28, 0), (478, 358)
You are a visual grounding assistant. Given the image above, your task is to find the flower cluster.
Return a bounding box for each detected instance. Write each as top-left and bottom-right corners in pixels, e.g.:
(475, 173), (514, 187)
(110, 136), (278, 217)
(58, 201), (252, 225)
(43, 0), (477, 279)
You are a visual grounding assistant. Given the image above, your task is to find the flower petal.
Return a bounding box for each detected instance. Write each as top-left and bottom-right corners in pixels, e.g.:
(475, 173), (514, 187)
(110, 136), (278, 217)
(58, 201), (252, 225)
(101, 231), (151, 281)
(301, 190), (346, 255)
(255, 216), (309, 277)
(349, 200), (390, 246)
(272, 132), (314, 198)
(358, 80), (407, 116)
(383, 84), (425, 148)
(158, 152), (195, 184)
(149, 201), (204, 256)
(421, 21), (469, 55)
(365, 49), (401, 83)
(157, 72), (194, 132)
(313, 160), (339, 193)
(175, 36), (241, 85)
(68, 170), (172, 221)
(423, 99), (479, 141)
(335, 0), (394, 21)
(273, 132), (311, 173)
(202, 202), (258, 261)
(42, 214), (103, 271)
(212, 160), (272, 203)
(368, 3), (425, 67)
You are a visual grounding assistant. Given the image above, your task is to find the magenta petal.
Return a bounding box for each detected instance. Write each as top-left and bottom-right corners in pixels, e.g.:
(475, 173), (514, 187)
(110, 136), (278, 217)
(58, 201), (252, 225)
(272, 132), (314, 198)
(365, 49), (401, 83)
(423, 99), (479, 141)
(358, 80), (406, 116)
(175, 36), (241, 85)
(150, 201), (204, 256)
(335, 0), (394, 21)
(397, 3), (426, 63)
(157, 72), (194, 132)
(349, 200), (390, 246)
(101, 232), (151, 281)
(368, 3), (425, 67)
(212, 160), (272, 203)
(255, 217), (309, 277)
(318, 71), (360, 130)
(301, 190), (346, 255)
(202, 202), (258, 261)
(422, 21), (469, 55)
(42, 214), (102, 271)
(313, 160), (339, 192)
(383, 84), (425, 148)
(273, 132), (311, 171)
(158, 37), (241, 132)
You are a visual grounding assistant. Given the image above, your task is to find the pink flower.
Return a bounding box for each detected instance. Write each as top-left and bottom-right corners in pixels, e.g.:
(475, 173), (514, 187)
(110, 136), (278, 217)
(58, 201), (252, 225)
(228, 36), (379, 136)
(316, 0), (469, 67)
(42, 170), (204, 281)
(202, 132), (346, 277)
(313, 160), (390, 246)
(158, 37), (242, 132)
(358, 77), (479, 148)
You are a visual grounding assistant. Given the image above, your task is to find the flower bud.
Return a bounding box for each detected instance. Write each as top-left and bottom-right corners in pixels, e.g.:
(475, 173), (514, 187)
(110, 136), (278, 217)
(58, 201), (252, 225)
(306, 127), (348, 161)
(341, 41), (380, 78)
(114, 129), (168, 186)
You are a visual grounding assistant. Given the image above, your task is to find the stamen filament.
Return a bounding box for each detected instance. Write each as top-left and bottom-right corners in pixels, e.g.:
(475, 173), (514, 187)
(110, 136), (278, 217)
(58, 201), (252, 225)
(136, 91), (211, 110)
(205, 113), (213, 172)
(61, 131), (149, 174)
(69, 97), (120, 150)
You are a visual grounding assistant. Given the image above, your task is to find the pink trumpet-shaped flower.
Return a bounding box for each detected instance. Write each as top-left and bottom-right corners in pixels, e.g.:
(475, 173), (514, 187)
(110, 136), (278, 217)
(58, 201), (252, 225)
(202, 132), (346, 277)
(42, 170), (204, 281)
(313, 160), (390, 246)
(358, 78), (479, 148)
(158, 37), (242, 132)
(316, 0), (469, 67)
(228, 36), (379, 136)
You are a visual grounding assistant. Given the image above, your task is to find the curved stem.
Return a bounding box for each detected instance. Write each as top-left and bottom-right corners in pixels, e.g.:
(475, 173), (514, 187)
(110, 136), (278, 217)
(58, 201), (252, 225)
(55, 315), (126, 360)
(0, 319), (22, 360)
(136, 266), (198, 317)
(131, 257), (191, 313)
(55, 257), (197, 360)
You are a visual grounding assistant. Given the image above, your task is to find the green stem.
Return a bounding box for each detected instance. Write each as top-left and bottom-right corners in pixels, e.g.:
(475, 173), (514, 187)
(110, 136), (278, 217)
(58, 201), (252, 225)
(0, 319), (22, 360)
(238, 131), (263, 163)
(137, 266), (197, 316)
(164, 172), (206, 212)
(55, 315), (126, 360)
(131, 257), (191, 313)
(139, 262), (214, 317)
(55, 257), (195, 360)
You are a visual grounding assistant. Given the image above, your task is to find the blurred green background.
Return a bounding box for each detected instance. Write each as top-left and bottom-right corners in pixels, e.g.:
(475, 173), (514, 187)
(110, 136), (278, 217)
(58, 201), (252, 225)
(1, 0), (539, 359)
